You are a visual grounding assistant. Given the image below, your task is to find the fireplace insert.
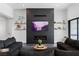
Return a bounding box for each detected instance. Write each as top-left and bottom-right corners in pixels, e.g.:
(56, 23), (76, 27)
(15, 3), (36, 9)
(34, 36), (47, 44)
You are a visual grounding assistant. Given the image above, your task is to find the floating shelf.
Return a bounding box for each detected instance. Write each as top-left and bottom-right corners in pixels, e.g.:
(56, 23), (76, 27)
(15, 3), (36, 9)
(15, 23), (26, 24)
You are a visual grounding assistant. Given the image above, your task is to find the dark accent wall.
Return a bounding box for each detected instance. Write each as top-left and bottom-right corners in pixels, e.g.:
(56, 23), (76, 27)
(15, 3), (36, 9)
(27, 8), (54, 44)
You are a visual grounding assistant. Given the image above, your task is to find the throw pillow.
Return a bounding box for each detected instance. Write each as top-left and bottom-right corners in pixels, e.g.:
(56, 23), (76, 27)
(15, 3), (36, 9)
(0, 48), (9, 52)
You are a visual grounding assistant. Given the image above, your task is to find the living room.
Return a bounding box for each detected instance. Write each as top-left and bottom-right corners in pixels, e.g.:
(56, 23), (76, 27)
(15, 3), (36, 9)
(0, 2), (79, 57)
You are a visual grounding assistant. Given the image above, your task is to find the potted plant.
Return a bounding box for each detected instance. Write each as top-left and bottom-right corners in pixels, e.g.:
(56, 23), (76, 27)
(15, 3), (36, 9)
(38, 39), (42, 46)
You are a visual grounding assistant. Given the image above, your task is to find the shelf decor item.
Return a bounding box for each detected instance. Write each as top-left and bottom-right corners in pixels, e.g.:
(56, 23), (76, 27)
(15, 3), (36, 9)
(15, 16), (26, 30)
(54, 20), (66, 30)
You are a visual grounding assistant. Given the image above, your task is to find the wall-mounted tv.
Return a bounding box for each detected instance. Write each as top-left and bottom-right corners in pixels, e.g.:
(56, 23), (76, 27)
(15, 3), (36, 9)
(32, 21), (48, 31)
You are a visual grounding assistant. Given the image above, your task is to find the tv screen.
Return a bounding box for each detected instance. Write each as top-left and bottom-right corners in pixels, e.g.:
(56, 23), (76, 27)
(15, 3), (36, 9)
(32, 21), (48, 31)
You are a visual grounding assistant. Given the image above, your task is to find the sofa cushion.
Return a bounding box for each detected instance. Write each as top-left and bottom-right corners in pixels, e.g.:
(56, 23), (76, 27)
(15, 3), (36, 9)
(57, 42), (64, 49)
(57, 42), (77, 50)
(7, 42), (22, 52)
(64, 38), (73, 44)
(74, 40), (79, 49)
(65, 38), (77, 47)
(64, 38), (69, 44)
(4, 37), (16, 47)
(0, 40), (4, 48)
(0, 48), (9, 52)
(62, 44), (77, 50)
(55, 48), (79, 56)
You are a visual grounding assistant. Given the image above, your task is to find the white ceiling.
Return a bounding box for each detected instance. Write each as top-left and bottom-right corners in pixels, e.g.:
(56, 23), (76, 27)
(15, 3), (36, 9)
(7, 3), (72, 10)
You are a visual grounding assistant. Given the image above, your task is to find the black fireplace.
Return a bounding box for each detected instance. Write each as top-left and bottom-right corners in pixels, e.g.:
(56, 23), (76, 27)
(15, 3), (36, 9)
(27, 8), (54, 44)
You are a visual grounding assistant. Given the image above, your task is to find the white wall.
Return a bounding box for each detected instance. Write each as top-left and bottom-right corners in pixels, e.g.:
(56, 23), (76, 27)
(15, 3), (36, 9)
(0, 16), (8, 40)
(11, 9), (26, 43)
(54, 9), (67, 43)
(67, 3), (79, 20)
(0, 3), (14, 40)
(9, 9), (67, 43)
(0, 3), (13, 18)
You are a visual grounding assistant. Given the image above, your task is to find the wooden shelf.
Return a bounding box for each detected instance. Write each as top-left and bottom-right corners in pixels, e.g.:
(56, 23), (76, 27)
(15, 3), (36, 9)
(15, 29), (26, 30)
(15, 23), (26, 24)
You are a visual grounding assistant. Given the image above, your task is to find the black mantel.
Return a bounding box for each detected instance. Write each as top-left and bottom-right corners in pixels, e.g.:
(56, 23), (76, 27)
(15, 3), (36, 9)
(27, 8), (54, 44)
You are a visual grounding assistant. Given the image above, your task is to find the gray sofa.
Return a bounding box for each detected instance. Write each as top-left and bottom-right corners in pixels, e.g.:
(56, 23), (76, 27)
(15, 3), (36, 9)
(54, 38), (79, 56)
(0, 37), (22, 56)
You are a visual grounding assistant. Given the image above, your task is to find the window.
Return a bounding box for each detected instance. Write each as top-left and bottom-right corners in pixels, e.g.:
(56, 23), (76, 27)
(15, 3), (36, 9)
(68, 18), (79, 40)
